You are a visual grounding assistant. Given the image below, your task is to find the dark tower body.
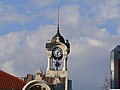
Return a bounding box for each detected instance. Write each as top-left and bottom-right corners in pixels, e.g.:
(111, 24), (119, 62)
(110, 45), (120, 89)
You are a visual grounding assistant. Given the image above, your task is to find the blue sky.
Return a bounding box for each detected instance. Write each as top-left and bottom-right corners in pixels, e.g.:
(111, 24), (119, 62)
(0, 0), (120, 90)
(0, 0), (118, 35)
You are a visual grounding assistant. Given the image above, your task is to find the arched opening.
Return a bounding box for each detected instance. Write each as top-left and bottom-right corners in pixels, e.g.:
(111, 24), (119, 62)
(22, 80), (52, 90)
(30, 85), (42, 90)
(30, 85), (47, 90)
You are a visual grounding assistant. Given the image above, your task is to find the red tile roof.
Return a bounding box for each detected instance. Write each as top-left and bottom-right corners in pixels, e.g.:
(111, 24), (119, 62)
(0, 70), (26, 90)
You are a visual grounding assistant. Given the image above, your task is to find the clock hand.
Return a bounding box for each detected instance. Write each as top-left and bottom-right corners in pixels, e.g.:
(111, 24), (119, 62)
(57, 51), (59, 57)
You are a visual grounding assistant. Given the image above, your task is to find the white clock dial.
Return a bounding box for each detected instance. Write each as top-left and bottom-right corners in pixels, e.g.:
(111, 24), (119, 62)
(52, 47), (63, 60)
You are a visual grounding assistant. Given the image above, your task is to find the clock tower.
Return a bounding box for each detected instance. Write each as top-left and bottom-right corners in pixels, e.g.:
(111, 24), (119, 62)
(22, 7), (72, 90)
(45, 25), (71, 90)
(22, 27), (72, 90)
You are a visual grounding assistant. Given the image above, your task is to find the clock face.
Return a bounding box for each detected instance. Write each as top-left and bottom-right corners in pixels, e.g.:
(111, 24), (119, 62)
(52, 47), (63, 60)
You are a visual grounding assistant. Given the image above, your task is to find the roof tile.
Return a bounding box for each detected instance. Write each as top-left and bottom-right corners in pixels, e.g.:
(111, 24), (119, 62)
(0, 70), (26, 89)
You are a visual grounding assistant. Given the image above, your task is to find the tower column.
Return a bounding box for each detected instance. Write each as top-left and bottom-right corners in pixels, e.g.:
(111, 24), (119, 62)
(47, 57), (51, 71)
(65, 76), (68, 90)
(62, 57), (67, 71)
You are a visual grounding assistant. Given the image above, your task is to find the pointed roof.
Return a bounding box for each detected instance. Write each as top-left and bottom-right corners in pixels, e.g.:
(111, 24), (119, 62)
(0, 70), (26, 89)
(51, 30), (65, 44)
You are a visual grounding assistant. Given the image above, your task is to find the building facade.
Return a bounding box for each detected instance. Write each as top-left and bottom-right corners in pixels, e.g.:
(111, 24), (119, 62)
(110, 45), (120, 89)
(22, 25), (72, 90)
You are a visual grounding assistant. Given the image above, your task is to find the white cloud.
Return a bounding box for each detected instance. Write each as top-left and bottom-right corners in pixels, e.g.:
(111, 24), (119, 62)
(0, 13), (32, 24)
(0, 25), (56, 76)
(96, 0), (120, 21)
(0, 24), (118, 90)
(43, 4), (80, 29)
(68, 26), (120, 89)
(1, 61), (15, 75)
(0, 3), (33, 24)
(26, 25), (55, 49)
(80, 37), (103, 47)
(60, 5), (80, 27)
(0, 32), (22, 57)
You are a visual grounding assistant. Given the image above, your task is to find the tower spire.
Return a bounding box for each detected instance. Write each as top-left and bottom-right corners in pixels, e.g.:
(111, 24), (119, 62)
(57, 5), (59, 31)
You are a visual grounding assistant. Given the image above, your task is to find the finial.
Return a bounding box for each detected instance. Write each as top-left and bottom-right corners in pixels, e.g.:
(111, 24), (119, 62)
(35, 69), (42, 80)
(57, 5), (59, 31)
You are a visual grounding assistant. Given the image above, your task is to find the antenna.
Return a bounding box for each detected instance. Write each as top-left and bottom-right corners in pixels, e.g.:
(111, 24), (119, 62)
(57, 5), (59, 31)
